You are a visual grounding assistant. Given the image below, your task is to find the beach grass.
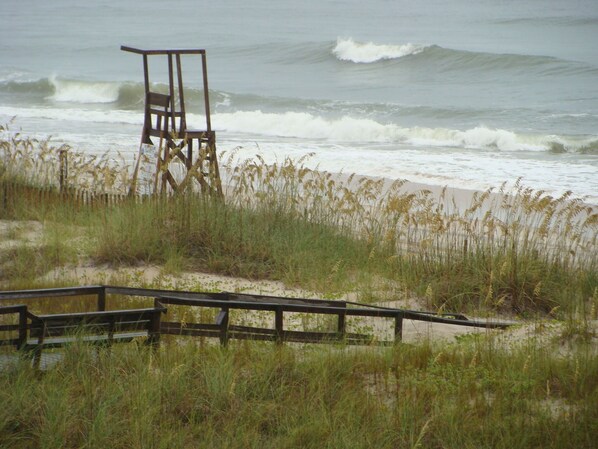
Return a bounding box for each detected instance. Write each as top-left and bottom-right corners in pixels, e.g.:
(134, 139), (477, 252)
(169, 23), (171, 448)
(0, 339), (596, 449)
(1, 128), (597, 316)
(1, 128), (597, 448)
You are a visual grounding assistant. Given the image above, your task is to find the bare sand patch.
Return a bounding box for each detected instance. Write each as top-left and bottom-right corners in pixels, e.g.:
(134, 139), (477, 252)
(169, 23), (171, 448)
(0, 219), (43, 251)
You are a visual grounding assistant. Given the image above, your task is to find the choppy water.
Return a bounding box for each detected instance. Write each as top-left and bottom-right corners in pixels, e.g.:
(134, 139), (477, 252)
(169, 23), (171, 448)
(1, 0), (597, 201)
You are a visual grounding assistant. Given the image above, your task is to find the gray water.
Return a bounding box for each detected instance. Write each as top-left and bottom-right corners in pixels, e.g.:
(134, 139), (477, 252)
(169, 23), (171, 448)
(1, 0), (597, 201)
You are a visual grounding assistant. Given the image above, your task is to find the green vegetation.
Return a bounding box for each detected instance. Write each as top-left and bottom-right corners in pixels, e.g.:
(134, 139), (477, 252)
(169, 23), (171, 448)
(1, 340), (596, 449)
(1, 127), (597, 448)
(1, 127), (596, 315)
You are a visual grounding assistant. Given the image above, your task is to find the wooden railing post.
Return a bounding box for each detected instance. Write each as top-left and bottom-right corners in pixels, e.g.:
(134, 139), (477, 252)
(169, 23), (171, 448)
(275, 306), (283, 345)
(18, 306), (27, 349)
(337, 309), (346, 340)
(59, 149), (68, 193)
(97, 288), (106, 311)
(150, 312), (161, 347)
(217, 308), (229, 347)
(150, 299), (165, 348)
(108, 315), (116, 344)
(394, 312), (404, 343)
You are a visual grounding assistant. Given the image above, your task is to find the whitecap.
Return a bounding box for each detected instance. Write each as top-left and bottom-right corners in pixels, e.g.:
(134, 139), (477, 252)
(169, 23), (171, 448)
(48, 75), (121, 104)
(196, 110), (552, 153)
(332, 37), (427, 63)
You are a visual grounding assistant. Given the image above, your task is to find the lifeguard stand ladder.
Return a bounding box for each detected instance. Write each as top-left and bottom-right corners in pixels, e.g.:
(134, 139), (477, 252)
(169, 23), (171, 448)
(121, 46), (223, 197)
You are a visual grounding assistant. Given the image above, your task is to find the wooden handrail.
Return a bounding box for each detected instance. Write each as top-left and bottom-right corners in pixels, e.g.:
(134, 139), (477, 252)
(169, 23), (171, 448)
(0, 286), (511, 329)
(0, 285), (104, 301)
(0, 285), (512, 355)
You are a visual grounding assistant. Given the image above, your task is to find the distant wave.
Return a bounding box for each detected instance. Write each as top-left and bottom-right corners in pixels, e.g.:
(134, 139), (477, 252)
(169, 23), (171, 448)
(0, 76), (139, 106)
(49, 76), (122, 103)
(330, 38), (598, 76)
(493, 16), (598, 27)
(0, 75), (232, 110)
(332, 38), (427, 63)
(418, 47), (598, 76)
(0, 77), (53, 95)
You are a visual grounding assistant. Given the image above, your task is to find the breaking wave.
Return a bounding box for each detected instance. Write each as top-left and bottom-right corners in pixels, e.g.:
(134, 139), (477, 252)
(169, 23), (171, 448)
(333, 38), (427, 63)
(199, 110), (598, 154)
(330, 38), (598, 76)
(0, 76), (140, 105)
(48, 76), (122, 103)
(2, 101), (596, 155)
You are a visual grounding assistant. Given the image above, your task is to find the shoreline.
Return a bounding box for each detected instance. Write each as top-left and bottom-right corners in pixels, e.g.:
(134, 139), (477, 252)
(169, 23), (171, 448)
(216, 144), (598, 209)
(2, 115), (598, 206)
(321, 170), (598, 220)
(220, 161), (598, 220)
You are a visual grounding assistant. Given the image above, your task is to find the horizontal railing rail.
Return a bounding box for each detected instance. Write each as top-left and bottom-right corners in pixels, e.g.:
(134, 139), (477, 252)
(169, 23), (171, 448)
(0, 285), (107, 311)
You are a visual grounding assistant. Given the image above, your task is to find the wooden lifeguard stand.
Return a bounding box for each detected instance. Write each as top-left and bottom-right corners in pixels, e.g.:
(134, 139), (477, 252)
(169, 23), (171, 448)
(121, 46), (222, 197)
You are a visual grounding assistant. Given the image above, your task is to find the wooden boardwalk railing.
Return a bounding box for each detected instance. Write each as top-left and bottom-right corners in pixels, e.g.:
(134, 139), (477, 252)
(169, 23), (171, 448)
(0, 285), (512, 355)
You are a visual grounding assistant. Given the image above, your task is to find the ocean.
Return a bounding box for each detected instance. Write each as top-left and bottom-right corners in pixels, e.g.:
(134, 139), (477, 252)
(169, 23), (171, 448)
(1, 0), (597, 202)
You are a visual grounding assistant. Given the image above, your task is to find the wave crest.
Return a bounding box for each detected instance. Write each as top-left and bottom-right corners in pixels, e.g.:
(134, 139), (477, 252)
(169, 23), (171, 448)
(199, 110), (596, 154)
(49, 76), (122, 104)
(332, 38), (426, 63)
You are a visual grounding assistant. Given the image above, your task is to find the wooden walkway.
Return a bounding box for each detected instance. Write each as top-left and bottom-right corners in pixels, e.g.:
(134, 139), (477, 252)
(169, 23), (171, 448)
(0, 285), (512, 369)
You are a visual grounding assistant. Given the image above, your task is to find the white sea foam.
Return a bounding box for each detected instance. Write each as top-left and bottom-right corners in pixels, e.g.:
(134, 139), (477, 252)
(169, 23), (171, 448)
(198, 110), (551, 152)
(1, 104), (588, 154)
(332, 38), (426, 63)
(0, 105), (141, 125)
(0, 70), (38, 83)
(49, 76), (121, 103)
(2, 107), (596, 203)
(223, 141), (598, 204)
(215, 92), (232, 108)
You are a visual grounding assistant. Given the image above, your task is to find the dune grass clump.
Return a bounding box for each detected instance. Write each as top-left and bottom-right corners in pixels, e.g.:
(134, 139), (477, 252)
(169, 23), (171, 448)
(0, 340), (596, 449)
(219, 154), (597, 313)
(91, 193), (380, 286)
(0, 122), (130, 195)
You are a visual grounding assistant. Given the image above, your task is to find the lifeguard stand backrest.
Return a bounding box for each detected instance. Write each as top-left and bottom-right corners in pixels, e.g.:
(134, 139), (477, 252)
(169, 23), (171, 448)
(143, 92), (171, 144)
